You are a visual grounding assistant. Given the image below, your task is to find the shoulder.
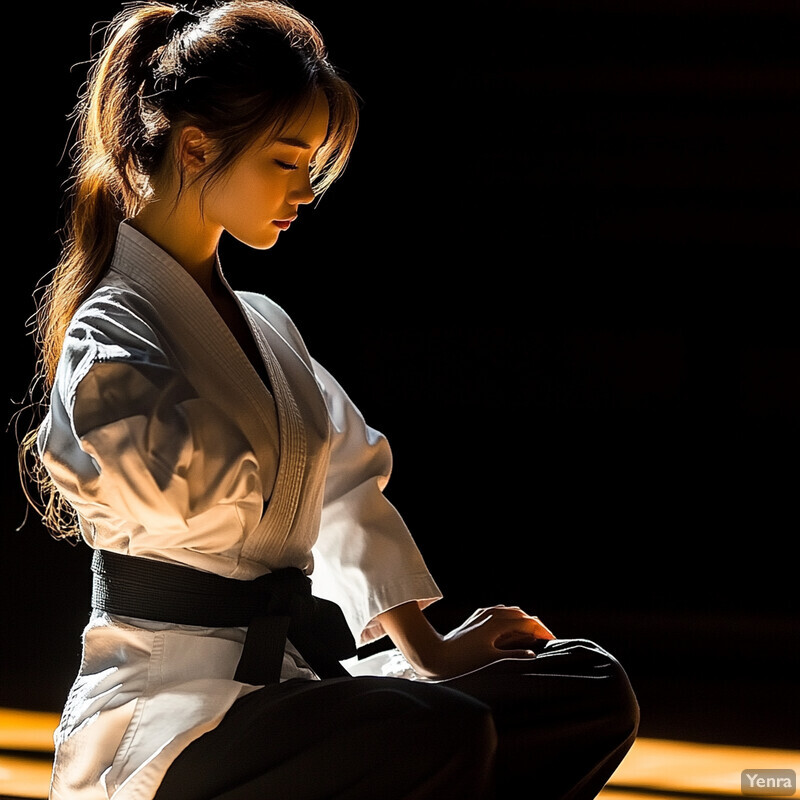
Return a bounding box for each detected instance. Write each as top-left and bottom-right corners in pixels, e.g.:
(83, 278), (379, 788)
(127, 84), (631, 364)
(57, 280), (171, 396)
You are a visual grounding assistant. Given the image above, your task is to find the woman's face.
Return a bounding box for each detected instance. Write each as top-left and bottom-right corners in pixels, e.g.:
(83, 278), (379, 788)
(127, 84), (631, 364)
(201, 92), (330, 250)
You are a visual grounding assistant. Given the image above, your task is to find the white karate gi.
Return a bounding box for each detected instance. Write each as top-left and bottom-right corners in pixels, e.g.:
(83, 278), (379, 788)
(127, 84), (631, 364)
(39, 222), (442, 800)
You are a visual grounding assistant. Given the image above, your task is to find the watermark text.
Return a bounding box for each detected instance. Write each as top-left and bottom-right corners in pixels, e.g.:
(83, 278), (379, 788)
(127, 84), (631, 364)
(741, 770), (796, 796)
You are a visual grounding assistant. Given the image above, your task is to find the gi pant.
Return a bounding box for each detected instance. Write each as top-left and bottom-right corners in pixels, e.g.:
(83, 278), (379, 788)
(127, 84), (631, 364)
(154, 638), (640, 800)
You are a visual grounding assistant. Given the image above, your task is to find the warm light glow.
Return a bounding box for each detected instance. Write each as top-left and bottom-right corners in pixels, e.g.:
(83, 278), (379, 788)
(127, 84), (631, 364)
(0, 709), (58, 752)
(0, 754), (53, 799)
(600, 738), (799, 797)
(0, 708), (58, 799)
(1, 707), (797, 800)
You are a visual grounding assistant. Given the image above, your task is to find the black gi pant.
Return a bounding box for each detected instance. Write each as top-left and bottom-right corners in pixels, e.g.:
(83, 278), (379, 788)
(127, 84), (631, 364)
(154, 638), (639, 800)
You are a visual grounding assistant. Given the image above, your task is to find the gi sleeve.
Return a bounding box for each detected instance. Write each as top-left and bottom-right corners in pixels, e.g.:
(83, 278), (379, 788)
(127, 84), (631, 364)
(310, 359), (442, 646)
(37, 296), (264, 559)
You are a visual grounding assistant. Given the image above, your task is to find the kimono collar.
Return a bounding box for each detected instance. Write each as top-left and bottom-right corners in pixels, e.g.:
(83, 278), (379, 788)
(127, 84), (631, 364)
(109, 222), (309, 560)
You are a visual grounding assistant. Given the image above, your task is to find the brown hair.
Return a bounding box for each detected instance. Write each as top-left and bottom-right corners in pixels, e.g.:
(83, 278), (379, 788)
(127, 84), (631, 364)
(20, 0), (359, 539)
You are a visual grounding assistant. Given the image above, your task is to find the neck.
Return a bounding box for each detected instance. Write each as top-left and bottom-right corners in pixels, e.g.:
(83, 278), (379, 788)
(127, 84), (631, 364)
(131, 194), (222, 295)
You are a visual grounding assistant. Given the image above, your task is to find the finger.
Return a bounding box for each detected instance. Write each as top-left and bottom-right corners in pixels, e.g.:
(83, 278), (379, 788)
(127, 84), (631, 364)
(492, 646), (538, 660)
(499, 612), (555, 638)
(485, 607), (552, 628)
(492, 618), (555, 646)
(460, 608), (556, 639)
(476, 606), (535, 621)
(530, 616), (556, 639)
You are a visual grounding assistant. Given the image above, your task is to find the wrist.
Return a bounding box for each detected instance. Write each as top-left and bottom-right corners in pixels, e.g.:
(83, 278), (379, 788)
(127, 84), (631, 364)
(376, 602), (445, 677)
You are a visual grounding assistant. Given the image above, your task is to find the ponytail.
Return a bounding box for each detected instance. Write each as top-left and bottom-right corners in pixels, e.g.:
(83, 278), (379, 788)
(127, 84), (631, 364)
(20, 1), (359, 540)
(41, 4), (176, 389)
(20, 4), (178, 539)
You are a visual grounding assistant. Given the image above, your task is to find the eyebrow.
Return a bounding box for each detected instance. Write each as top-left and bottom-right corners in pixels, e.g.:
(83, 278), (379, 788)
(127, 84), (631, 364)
(276, 136), (312, 149)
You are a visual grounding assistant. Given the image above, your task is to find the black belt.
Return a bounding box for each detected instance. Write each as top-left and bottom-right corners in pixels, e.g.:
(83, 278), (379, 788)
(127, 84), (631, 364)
(91, 550), (357, 685)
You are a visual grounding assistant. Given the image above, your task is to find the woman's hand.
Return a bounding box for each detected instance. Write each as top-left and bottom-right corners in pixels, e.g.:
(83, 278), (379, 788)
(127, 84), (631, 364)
(377, 602), (556, 680)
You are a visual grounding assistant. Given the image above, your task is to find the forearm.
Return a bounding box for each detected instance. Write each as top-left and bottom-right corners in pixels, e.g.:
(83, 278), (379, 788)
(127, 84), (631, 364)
(376, 601), (445, 678)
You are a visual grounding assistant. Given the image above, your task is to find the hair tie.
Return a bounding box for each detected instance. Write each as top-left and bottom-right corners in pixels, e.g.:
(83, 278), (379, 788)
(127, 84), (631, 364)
(166, 7), (201, 40)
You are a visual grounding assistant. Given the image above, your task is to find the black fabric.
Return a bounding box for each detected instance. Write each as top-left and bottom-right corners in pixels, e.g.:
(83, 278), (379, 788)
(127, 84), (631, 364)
(91, 550), (356, 684)
(154, 639), (640, 800)
(155, 676), (497, 800)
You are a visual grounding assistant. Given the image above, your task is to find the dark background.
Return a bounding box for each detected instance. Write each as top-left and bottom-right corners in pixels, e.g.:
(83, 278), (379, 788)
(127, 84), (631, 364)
(3, 0), (798, 749)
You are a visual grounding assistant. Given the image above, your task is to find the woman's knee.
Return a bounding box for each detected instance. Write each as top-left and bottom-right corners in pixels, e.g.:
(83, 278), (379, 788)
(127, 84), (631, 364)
(555, 639), (640, 741)
(583, 642), (639, 729)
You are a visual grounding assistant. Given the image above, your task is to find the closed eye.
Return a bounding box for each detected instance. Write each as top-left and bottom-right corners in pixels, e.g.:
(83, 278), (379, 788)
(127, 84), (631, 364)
(275, 160), (299, 171)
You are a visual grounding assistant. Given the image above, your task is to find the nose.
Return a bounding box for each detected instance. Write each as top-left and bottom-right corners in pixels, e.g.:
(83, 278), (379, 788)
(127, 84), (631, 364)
(288, 170), (315, 206)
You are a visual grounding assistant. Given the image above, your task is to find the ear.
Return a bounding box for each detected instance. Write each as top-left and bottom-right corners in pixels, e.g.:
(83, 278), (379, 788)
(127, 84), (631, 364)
(175, 125), (213, 174)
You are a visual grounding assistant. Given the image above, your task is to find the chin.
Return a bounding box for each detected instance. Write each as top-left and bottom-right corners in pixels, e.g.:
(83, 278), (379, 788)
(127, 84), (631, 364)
(230, 231), (281, 251)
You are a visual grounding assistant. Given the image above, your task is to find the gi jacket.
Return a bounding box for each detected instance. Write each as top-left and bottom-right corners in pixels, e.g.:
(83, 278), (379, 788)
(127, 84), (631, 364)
(38, 222), (441, 799)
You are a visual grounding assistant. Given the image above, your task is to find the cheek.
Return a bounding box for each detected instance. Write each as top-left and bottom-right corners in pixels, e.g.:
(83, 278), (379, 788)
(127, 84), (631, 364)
(226, 172), (270, 210)
(203, 158), (286, 230)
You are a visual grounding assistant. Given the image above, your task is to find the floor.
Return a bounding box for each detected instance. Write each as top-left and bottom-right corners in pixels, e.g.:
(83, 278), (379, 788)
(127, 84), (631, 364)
(2, 706), (797, 800)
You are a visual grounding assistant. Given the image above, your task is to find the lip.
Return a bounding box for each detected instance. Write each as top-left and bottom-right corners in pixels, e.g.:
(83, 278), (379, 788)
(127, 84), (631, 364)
(272, 217), (296, 231)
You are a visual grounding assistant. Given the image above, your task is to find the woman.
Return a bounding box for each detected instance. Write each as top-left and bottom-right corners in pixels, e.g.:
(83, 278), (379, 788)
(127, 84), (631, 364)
(20, 2), (639, 798)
